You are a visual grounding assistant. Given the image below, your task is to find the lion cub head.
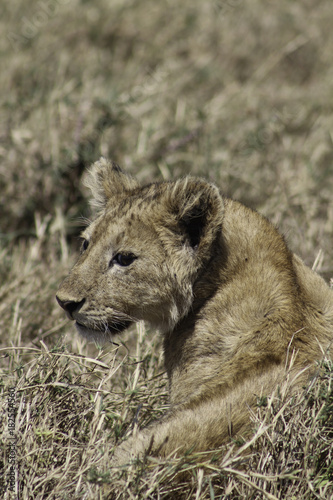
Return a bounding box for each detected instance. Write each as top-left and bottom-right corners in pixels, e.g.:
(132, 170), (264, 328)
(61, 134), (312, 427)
(56, 158), (224, 343)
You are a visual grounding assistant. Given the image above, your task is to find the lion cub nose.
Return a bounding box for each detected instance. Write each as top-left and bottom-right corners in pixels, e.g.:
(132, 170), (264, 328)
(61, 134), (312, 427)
(56, 296), (85, 320)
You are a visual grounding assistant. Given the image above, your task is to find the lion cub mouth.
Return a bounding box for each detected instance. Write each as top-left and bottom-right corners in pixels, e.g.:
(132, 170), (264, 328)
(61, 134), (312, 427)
(75, 319), (133, 342)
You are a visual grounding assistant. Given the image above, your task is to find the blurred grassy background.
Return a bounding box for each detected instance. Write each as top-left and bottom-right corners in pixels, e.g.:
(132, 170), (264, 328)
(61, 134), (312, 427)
(1, 0), (333, 498)
(1, 0), (333, 262)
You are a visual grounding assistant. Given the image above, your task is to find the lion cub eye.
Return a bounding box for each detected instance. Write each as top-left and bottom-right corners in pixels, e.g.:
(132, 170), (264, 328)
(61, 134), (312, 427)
(110, 253), (136, 267)
(80, 239), (89, 253)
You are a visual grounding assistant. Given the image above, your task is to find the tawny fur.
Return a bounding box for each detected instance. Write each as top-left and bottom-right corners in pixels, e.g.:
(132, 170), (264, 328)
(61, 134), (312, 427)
(56, 158), (333, 465)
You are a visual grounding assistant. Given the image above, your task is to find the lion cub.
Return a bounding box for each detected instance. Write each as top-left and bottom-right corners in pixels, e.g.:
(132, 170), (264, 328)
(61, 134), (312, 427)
(57, 158), (333, 465)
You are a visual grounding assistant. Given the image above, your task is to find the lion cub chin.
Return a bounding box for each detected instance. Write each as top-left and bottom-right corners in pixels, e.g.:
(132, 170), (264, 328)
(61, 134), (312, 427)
(57, 157), (333, 465)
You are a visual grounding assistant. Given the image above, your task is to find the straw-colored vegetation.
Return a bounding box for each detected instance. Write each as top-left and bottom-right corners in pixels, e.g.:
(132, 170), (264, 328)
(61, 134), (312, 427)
(1, 0), (332, 498)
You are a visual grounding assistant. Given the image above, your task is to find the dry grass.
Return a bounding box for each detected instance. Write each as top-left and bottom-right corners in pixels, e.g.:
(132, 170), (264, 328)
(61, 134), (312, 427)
(1, 0), (333, 498)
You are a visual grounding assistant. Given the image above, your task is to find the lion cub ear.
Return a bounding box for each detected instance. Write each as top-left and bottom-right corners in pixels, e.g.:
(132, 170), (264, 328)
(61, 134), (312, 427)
(83, 157), (139, 209)
(169, 177), (224, 251)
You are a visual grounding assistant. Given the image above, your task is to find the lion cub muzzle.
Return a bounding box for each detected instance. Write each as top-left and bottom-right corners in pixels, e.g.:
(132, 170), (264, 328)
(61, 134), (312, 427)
(56, 288), (134, 342)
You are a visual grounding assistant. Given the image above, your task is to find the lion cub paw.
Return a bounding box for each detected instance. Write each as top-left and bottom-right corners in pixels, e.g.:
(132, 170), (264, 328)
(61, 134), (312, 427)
(111, 433), (153, 467)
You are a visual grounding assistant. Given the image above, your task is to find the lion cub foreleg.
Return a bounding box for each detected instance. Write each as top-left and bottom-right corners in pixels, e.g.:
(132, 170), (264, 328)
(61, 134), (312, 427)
(112, 399), (250, 466)
(111, 365), (287, 466)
